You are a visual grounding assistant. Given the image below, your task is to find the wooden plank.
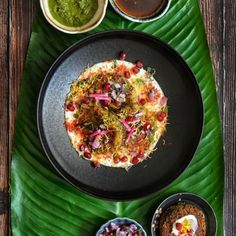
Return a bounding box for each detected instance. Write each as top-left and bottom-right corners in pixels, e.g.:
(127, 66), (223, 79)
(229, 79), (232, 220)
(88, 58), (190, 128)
(200, 0), (236, 235)
(223, 0), (236, 235)
(0, 0), (9, 235)
(9, 0), (36, 151)
(199, 0), (224, 114)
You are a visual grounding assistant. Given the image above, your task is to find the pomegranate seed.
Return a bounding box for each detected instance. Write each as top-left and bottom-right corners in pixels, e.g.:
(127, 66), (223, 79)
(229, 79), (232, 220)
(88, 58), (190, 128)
(124, 71), (131, 79)
(66, 104), (75, 111)
(79, 143), (86, 152)
(84, 151), (91, 159)
(114, 100), (121, 107)
(102, 100), (111, 107)
(176, 223), (182, 231)
(157, 115), (164, 122)
(132, 66), (140, 74)
(139, 98), (146, 105)
(188, 232), (193, 236)
(136, 60), (143, 68)
(126, 116), (135, 123)
(119, 51), (126, 60)
(157, 112), (166, 121)
(143, 122), (151, 131)
(131, 156), (139, 164)
(113, 156), (120, 163)
(160, 111), (166, 118)
(104, 83), (111, 91)
(121, 156), (128, 162)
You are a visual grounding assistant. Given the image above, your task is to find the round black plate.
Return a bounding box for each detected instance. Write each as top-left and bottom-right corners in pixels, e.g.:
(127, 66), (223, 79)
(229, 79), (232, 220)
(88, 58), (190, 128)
(37, 30), (203, 200)
(151, 193), (217, 236)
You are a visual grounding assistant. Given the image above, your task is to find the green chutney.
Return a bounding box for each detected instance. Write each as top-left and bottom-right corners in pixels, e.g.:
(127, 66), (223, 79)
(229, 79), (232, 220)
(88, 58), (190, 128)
(48, 0), (99, 27)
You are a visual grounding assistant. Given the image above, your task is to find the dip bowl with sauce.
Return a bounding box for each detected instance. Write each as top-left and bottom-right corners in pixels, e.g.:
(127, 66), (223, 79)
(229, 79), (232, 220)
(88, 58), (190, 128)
(40, 0), (108, 34)
(109, 0), (171, 22)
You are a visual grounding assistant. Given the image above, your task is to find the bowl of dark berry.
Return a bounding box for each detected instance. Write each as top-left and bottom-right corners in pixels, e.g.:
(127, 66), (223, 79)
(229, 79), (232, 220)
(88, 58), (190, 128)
(96, 217), (147, 236)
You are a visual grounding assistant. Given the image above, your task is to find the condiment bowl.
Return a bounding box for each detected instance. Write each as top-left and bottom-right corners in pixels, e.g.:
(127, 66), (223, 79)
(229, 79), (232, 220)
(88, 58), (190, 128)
(109, 0), (171, 23)
(96, 217), (147, 236)
(151, 193), (217, 236)
(40, 0), (108, 34)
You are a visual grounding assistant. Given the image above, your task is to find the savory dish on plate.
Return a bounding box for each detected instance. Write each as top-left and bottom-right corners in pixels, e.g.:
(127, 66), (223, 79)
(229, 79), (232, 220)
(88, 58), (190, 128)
(153, 202), (206, 236)
(64, 52), (168, 169)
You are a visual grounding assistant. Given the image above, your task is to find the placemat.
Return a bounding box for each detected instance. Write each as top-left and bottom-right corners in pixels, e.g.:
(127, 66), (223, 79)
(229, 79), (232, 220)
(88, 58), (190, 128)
(11, 0), (224, 235)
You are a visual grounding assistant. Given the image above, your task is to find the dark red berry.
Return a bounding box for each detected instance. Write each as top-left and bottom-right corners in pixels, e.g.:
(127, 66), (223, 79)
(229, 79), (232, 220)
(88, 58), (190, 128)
(119, 51), (126, 60)
(136, 60), (143, 68)
(132, 66), (140, 74)
(84, 151), (91, 159)
(113, 156), (120, 164)
(114, 100), (121, 107)
(124, 71), (131, 79)
(102, 100), (111, 107)
(131, 156), (139, 164)
(139, 98), (146, 105)
(157, 112), (166, 121)
(157, 115), (164, 122)
(104, 83), (111, 91)
(121, 156), (128, 162)
(176, 223), (182, 231)
(66, 104), (75, 111)
(79, 143), (86, 152)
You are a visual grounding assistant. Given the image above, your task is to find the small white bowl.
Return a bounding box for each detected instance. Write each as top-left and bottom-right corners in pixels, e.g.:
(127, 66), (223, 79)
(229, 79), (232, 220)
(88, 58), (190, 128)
(40, 0), (108, 34)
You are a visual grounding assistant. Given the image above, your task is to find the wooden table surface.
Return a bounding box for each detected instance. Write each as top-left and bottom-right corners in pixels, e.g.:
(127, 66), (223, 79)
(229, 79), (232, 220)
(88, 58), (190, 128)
(0, 0), (235, 235)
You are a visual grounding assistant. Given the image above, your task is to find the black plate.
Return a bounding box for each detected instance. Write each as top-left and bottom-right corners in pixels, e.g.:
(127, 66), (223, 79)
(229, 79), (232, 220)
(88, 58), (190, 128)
(151, 193), (217, 235)
(37, 30), (203, 200)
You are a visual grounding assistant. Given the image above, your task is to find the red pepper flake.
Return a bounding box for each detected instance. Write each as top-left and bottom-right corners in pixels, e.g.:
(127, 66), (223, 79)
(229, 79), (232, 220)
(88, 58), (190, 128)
(131, 156), (139, 165)
(65, 122), (73, 132)
(135, 60), (143, 68)
(121, 156), (128, 162)
(132, 66), (140, 74)
(66, 103), (75, 111)
(119, 51), (126, 60)
(139, 98), (146, 105)
(124, 71), (131, 79)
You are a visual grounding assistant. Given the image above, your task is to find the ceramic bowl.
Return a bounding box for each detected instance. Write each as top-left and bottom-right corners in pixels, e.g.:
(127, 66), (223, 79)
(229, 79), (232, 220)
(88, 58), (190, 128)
(40, 0), (108, 34)
(96, 217), (147, 236)
(151, 193), (217, 236)
(109, 0), (171, 23)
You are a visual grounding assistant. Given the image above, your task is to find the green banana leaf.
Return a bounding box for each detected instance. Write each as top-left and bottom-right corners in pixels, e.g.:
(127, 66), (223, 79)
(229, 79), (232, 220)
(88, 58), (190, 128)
(11, 0), (224, 235)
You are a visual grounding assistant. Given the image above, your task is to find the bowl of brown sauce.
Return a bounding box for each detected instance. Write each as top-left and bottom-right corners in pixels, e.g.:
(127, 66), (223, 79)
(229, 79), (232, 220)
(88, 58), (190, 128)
(109, 0), (171, 22)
